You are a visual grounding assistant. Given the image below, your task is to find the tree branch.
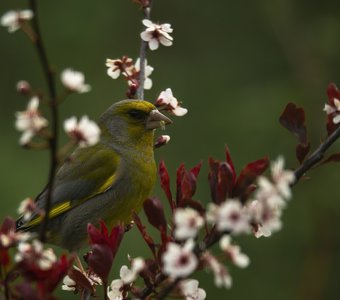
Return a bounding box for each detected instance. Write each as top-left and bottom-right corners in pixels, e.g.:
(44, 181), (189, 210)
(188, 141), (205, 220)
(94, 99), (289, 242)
(293, 126), (340, 185)
(28, 0), (59, 242)
(136, 1), (152, 100)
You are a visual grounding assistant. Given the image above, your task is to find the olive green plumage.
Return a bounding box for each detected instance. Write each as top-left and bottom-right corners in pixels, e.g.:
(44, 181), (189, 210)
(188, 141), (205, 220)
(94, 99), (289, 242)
(16, 100), (171, 251)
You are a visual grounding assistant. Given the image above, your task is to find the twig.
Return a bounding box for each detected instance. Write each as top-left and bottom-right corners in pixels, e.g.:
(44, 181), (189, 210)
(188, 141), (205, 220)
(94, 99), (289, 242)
(136, 1), (152, 100)
(293, 126), (340, 185)
(28, 0), (59, 242)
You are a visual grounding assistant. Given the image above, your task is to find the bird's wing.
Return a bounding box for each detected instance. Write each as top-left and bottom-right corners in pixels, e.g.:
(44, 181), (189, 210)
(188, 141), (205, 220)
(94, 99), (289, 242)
(18, 144), (121, 229)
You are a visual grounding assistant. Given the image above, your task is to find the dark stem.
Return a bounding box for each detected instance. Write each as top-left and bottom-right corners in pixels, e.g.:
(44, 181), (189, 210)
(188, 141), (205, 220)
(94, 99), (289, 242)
(136, 2), (152, 100)
(28, 0), (59, 242)
(293, 126), (340, 185)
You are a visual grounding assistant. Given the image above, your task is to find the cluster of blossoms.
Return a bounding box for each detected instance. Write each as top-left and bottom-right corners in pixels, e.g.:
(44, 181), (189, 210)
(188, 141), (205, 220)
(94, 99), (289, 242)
(1, 9), (33, 33)
(14, 68), (100, 148)
(324, 83), (340, 135)
(106, 56), (154, 95)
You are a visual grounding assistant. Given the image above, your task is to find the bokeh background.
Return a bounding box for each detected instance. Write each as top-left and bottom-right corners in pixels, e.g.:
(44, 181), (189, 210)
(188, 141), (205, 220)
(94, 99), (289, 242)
(1, 0), (340, 299)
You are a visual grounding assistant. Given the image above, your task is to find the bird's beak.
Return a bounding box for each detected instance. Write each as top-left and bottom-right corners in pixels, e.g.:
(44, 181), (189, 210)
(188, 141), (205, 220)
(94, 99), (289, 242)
(146, 109), (172, 130)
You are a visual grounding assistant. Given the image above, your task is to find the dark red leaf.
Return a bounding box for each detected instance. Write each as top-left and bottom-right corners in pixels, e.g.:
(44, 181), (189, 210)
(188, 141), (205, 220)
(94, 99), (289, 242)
(175, 163), (202, 206)
(159, 161), (174, 210)
(225, 146), (236, 182)
(190, 161), (202, 178)
(143, 197), (167, 232)
(321, 153), (340, 164)
(327, 83), (340, 105)
(208, 158), (234, 204)
(280, 102), (308, 144)
(233, 157), (269, 201)
(68, 267), (94, 292)
(43, 255), (72, 293)
(87, 221), (124, 259)
(1, 217), (16, 235)
(296, 143), (311, 164)
(87, 244), (113, 283)
(181, 171), (195, 200)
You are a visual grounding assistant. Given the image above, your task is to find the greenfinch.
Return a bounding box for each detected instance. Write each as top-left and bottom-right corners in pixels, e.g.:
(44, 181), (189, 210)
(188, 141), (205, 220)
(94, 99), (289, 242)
(16, 99), (172, 251)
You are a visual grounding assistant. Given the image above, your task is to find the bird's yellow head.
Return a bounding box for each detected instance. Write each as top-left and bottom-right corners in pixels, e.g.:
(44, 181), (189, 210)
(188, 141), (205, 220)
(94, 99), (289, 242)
(99, 99), (172, 149)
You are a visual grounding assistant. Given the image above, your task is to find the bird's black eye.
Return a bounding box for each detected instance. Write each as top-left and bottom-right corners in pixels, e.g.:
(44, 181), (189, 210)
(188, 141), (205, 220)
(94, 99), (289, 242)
(127, 109), (147, 120)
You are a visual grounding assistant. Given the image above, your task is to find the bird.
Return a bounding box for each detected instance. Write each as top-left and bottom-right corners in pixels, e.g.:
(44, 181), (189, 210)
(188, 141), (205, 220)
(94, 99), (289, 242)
(16, 99), (172, 251)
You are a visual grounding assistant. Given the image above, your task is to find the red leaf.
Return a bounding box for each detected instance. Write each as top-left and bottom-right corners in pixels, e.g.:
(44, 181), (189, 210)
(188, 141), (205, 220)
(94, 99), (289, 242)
(322, 153), (340, 164)
(87, 244), (113, 283)
(225, 146), (236, 183)
(296, 143), (311, 164)
(143, 197), (167, 232)
(68, 267), (94, 292)
(176, 163), (202, 206)
(280, 103), (308, 144)
(327, 83), (340, 105)
(233, 157), (269, 201)
(190, 161), (202, 178)
(208, 158), (235, 204)
(159, 161), (173, 210)
(87, 221), (124, 260)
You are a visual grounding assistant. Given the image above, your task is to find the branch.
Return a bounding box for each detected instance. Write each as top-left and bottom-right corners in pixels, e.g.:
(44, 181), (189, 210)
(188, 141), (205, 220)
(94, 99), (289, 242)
(293, 126), (340, 185)
(28, 0), (59, 242)
(136, 1), (152, 100)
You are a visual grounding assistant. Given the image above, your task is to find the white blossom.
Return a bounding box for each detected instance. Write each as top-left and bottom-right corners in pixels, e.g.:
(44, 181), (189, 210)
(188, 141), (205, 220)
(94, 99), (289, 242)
(64, 116), (100, 147)
(15, 97), (48, 145)
(206, 200), (251, 235)
(180, 279), (206, 300)
(106, 57), (134, 79)
(270, 156), (295, 200)
(140, 19), (173, 50)
(62, 265), (102, 293)
(120, 257), (145, 284)
(174, 208), (204, 240)
(324, 98), (340, 124)
(107, 279), (124, 300)
(203, 252), (232, 289)
(134, 58), (154, 90)
(62, 275), (76, 291)
(162, 239), (198, 279)
(61, 68), (91, 93)
(219, 235), (250, 268)
(15, 240), (57, 270)
(156, 88), (188, 116)
(155, 135), (171, 148)
(1, 10), (33, 33)
(247, 199), (283, 238)
(17, 197), (36, 222)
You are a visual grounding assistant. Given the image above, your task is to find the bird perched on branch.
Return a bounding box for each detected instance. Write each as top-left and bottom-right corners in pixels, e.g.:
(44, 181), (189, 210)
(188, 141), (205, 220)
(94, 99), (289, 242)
(16, 99), (172, 251)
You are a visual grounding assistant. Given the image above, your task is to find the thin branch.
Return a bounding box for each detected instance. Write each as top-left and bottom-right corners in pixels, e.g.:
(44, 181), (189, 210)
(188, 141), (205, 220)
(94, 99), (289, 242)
(28, 0), (59, 242)
(293, 126), (340, 185)
(136, 1), (152, 100)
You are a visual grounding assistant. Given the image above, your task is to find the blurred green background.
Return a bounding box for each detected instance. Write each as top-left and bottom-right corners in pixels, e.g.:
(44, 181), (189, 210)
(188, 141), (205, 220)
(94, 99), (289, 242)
(1, 0), (340, 299)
